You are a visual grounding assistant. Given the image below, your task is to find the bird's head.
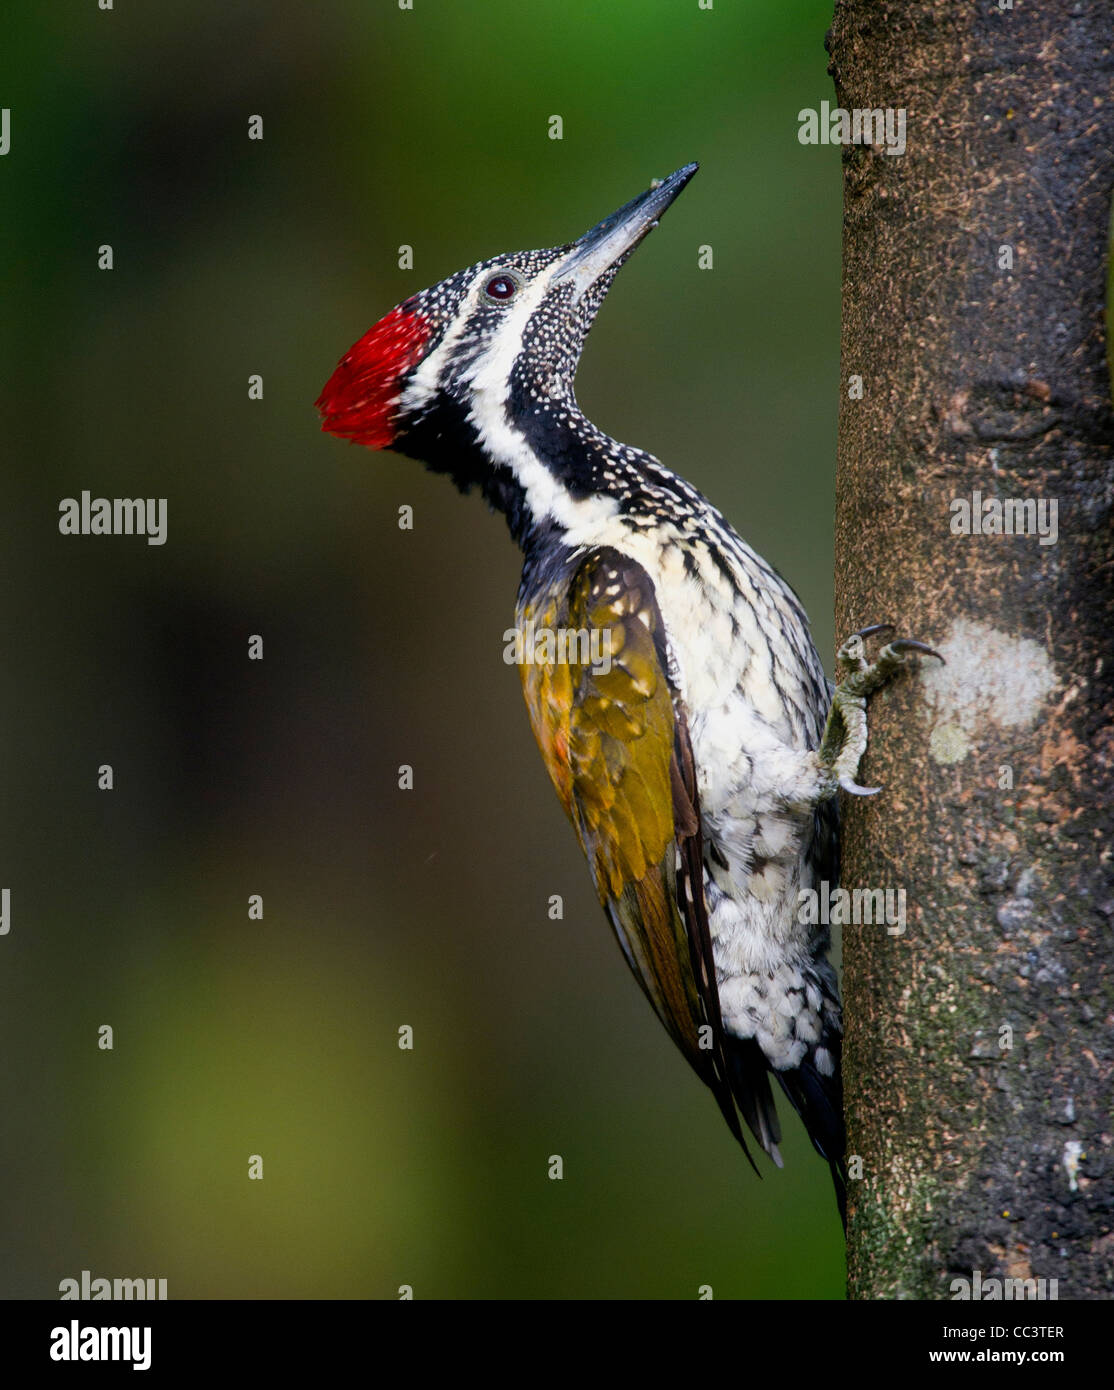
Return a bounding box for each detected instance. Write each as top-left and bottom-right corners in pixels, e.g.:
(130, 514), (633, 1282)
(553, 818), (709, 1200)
(316, 163), (699, 472)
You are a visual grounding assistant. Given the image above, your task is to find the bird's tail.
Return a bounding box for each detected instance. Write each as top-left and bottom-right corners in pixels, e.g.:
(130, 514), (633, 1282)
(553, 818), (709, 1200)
(773, 1053), (847, 1231)
(724, 1031), (847, 1230)
(725, 1036), (786, 1168)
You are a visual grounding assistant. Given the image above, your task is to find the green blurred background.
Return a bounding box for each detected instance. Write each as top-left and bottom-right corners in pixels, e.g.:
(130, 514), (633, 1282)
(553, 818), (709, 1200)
(0, 0), (846, 1298)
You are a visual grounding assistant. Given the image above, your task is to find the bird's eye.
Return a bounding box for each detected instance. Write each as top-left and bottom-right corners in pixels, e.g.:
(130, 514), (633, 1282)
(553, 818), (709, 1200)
(485, 274), (519, 301)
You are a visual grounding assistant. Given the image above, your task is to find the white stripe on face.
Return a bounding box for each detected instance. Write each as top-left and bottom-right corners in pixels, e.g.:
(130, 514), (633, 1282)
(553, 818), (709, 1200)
(459, 262), (619, 532)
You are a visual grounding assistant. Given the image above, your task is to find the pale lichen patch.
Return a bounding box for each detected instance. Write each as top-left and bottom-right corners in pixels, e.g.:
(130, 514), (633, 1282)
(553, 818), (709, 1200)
(920, 618), (1057, 764)
(929, 721), (970, 764)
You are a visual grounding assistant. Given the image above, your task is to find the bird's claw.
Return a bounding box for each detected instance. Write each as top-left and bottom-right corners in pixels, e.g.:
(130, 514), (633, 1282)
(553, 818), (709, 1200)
(886, 637), (944, 663)
(851, 621), (894, 641)
(839, 777), (883, 797)
(819, 621), (942, 798)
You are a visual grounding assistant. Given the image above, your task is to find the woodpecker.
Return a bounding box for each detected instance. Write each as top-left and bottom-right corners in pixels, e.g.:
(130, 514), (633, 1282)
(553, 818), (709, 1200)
(317, 163), (937, 1224)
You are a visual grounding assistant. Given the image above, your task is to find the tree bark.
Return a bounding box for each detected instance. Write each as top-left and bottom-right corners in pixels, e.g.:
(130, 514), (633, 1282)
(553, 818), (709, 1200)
(827, 1), (1114, 1299)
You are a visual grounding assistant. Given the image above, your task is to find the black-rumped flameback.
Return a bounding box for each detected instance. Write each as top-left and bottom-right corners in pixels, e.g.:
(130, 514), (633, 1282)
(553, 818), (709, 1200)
(317, 163), (937, 1226)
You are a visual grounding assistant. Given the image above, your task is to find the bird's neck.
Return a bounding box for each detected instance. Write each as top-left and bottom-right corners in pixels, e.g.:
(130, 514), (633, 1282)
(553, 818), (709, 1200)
(399, 381), (658, 554)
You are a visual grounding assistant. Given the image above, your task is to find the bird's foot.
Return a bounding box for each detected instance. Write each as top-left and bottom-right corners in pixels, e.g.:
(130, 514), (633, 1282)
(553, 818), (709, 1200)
(818, 623), (943, 797)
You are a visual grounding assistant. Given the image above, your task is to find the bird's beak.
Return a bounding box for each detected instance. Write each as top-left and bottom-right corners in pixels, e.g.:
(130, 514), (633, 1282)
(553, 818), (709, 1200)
(553, 162), (699, 302)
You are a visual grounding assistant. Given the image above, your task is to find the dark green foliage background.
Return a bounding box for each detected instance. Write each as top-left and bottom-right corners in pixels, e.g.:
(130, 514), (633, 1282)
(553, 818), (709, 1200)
(0, 0), (844, 1297)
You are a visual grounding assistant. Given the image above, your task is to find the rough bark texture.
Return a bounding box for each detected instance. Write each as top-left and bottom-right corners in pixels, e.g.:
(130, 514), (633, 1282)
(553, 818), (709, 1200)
(827, 1), (1114, 1299)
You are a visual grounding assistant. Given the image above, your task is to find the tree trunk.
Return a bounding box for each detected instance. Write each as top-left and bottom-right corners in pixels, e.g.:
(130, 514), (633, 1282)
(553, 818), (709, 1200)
(827, 0), (1114, 1299)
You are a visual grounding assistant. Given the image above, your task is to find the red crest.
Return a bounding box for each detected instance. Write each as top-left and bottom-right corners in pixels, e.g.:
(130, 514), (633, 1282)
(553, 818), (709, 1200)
(316, 303), (432, 449)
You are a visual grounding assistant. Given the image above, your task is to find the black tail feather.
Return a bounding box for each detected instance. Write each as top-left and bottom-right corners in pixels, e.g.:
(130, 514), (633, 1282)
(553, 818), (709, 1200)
(725, 1036), (784, 1167)
(773, 1058), (847, 1231)
(722, 1032), (847, 1229)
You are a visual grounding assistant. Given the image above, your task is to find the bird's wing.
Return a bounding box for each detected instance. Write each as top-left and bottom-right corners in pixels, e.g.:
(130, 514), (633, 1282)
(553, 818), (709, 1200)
(518, 546), (755, 1166)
